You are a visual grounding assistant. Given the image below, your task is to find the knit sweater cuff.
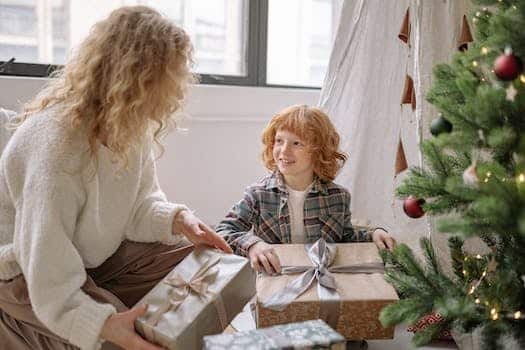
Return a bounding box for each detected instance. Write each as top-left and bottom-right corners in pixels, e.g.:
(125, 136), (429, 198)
(152, 202), (189, 244)
(69, 302), (116, 350)
(0, 245), (22, 280)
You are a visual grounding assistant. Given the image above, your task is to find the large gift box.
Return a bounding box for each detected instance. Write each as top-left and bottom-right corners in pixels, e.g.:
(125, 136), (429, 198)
(203, 319), (346, 350)
(256, 239), (398, 340)
(134, 248), (256, 349)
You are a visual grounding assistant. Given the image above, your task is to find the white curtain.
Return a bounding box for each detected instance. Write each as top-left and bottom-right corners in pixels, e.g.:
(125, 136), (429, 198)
(319, 0), (471, 260)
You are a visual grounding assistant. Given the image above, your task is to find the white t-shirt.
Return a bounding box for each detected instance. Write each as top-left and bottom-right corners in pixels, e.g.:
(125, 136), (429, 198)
(286, 183), (313, 243)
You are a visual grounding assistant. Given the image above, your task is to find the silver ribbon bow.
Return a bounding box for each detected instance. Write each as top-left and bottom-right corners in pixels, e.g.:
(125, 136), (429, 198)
(262, 238), (385, 328)
(146, 254), (228, 329)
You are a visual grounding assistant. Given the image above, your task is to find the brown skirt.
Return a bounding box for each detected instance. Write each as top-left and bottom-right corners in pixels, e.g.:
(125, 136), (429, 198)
(0, 240), (193, 350)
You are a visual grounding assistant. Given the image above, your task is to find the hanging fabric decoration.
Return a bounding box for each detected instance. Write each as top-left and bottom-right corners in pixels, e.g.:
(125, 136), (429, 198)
(398, 8), (411, 45)
(457, 15), (473, 51)
(395, 138), (408, 176)
(401, 75), (416, 110)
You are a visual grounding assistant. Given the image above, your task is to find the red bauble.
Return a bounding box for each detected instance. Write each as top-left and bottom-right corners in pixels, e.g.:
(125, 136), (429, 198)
(493, 50), (523, 81)
(403, 196), (425, 218)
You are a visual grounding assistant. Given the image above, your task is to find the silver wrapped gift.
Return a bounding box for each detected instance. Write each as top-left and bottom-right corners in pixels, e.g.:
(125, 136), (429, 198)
(203, 319), (346, 350)
(134, 247), (256, 349)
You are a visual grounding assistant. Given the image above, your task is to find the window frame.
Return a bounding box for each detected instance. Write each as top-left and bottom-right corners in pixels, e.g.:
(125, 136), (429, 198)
(0, 0), (320, 89)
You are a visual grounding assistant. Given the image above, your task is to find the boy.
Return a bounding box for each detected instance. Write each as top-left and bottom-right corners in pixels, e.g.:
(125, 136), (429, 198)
(216, 105), (395, 275)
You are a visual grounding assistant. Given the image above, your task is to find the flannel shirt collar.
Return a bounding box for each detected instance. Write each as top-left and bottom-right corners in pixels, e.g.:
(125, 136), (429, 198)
(267, 171), (329, 195)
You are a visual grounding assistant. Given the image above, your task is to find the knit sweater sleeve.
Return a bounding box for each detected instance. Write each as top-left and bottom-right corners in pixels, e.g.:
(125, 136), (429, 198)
(9, 145), (116, 350)
(125, 148), (188, 244)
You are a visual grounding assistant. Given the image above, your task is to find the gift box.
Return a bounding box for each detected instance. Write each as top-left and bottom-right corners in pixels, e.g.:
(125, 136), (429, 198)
(256, 239), (399, 340)
(134, 247), (256, 349)
(203, 319), (346, 350)
(407, 312), (452, 340)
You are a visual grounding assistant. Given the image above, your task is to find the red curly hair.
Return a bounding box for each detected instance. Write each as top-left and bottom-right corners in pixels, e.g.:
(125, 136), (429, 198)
(261, 104), (347, 181)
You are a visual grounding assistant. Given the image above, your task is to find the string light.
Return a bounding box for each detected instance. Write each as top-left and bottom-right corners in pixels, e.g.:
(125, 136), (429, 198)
(472, 60), (479, 67)
(515, 311), (522, 319)
(492, 313), (499, 320)
(518, 174), (525, 183)
(481, 47), (489, 55)
(475, 298), (481, 304)
(521, 75), (525, 83)
(476, 254), (483, 259)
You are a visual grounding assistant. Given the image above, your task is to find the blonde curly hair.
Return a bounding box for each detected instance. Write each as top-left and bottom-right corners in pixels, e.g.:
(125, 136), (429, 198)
(15, 6), (195, 166)
(261, 104), (347, 181)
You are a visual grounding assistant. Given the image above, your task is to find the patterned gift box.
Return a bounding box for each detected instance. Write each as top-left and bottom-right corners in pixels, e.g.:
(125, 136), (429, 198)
(134, 247), (256, 349)
(203, 319), (346, 350)
(256, 240), (399, 340)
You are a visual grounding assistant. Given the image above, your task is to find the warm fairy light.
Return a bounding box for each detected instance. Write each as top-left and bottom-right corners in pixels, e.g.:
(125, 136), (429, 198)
(486, 172), (492, 177)
(482, 271), (487, 277)
(463, 269), (467, 275)
(481, 47), (489, 55)
(475, 298), (481, 304)
(472, 60), (479, 67)
(484, 178), (489, 183)
(512, 5), (517, 10)
(476, 254), (482, 259)
(491, 308), (497, 315)
(518, 174), (525, 183)
(485, 301), (490, 306)
(469, 286), (476, 294)
(515, 311), (522, 319)
(464, 257), (468, 261)
(521, 75), (525, 83)
(492, 313), (499, 320)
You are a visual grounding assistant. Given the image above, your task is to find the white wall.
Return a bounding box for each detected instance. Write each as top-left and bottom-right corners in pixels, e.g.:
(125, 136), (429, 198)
(0, 76), (319, 226)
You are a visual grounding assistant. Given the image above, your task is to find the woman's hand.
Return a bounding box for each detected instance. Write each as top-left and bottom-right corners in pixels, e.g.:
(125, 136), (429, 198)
(172, 210), (233, 253)
(372, 229), (396, 251)
(248, 241), (281, 275)
(100, 304), (163, 350)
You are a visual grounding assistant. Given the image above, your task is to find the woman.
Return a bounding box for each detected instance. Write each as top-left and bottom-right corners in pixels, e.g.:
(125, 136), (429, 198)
(0, 6), (231, 350)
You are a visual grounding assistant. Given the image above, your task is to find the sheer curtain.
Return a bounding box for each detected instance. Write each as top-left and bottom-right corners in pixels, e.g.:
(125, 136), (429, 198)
(319, 0), (471, 261)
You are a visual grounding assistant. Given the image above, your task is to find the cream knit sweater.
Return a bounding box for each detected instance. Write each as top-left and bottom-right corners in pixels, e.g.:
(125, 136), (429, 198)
(0, 109), (187, 350)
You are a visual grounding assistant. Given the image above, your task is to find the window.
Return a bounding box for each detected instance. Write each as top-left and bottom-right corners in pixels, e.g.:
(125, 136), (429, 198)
(0, 0), (341, 88)
(267, 0), (341, 87)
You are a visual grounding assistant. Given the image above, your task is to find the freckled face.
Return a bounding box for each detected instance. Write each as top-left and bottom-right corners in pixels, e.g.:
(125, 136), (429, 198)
(272, 129), (314, 182)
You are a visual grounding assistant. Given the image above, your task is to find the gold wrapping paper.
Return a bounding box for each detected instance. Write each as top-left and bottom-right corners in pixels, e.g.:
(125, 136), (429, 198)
(256, 243), (398, 340)
(135, 248), (256, 349)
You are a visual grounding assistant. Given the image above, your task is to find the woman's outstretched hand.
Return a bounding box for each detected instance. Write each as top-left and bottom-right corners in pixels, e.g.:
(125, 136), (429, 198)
(100, 304), (163, 350)
(172, 210), (233, 253)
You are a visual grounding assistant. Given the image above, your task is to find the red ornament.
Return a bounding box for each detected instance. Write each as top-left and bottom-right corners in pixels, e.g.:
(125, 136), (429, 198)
(493, 48), (523, 81)
(403, 196), (425, 218)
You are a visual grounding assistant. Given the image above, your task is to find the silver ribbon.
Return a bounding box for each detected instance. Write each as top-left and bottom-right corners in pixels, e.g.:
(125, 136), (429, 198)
(145, 254), (228, 330)
(261, 238), (385, 329)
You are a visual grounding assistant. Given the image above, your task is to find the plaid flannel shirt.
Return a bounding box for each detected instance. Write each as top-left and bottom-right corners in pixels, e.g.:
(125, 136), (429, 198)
(216, 172), (373, 256)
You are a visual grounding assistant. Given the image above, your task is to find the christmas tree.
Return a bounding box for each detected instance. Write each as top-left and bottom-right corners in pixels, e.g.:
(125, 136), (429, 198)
(379, 1), (525, 349)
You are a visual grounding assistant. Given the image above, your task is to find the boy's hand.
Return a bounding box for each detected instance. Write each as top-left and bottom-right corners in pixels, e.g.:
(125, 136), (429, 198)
(248, 241), (281, 275)
(372, 229), (396, 251)
(173, 210), (233, 253)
